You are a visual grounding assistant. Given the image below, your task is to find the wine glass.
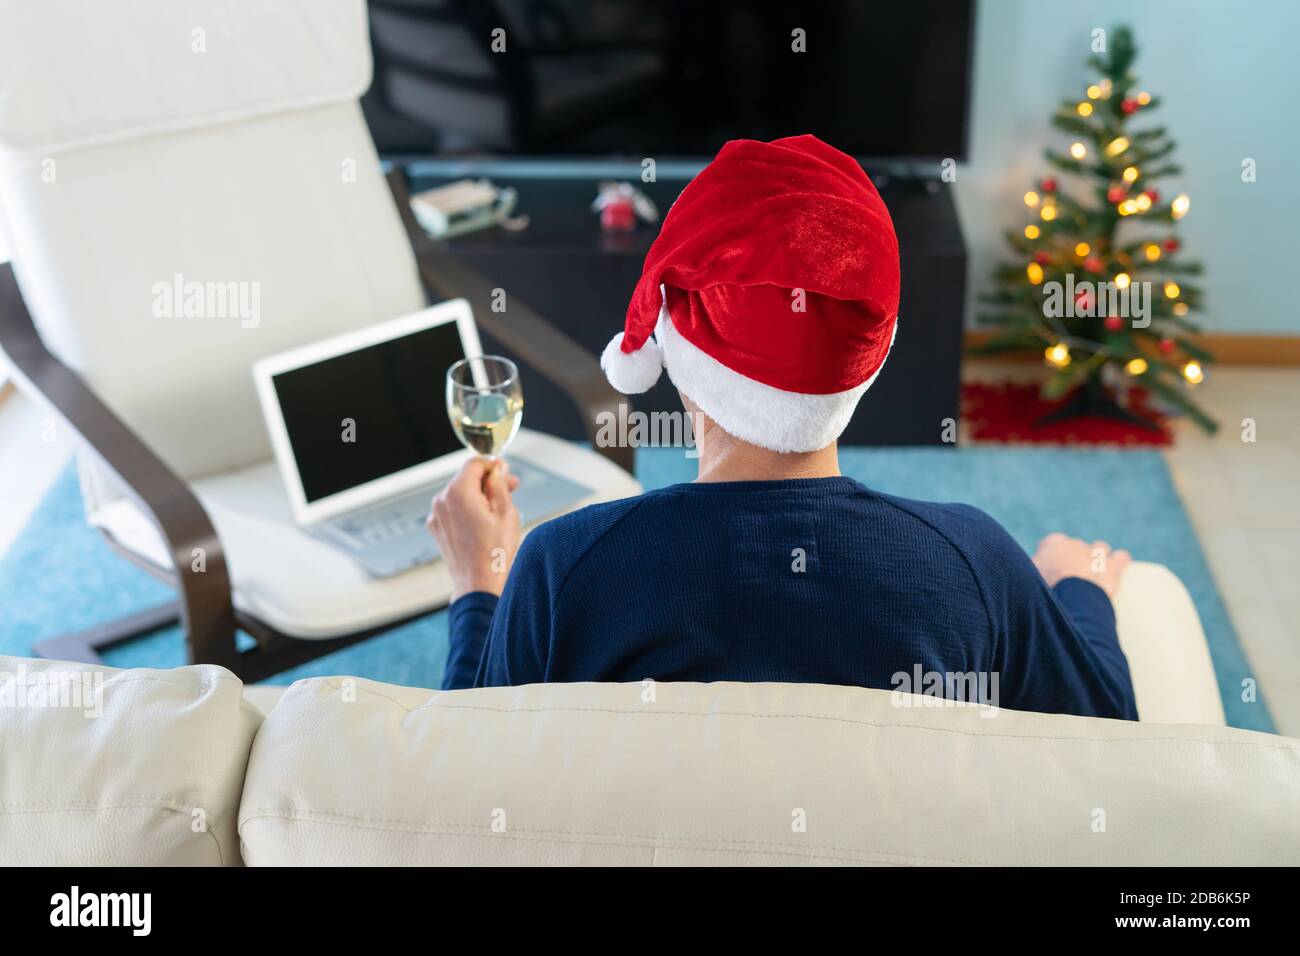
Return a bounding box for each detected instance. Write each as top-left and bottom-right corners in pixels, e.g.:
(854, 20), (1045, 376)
(446, 356), (523, 461)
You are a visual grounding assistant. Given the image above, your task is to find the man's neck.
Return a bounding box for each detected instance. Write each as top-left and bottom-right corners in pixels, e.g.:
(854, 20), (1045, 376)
(694, 432), (841, 483)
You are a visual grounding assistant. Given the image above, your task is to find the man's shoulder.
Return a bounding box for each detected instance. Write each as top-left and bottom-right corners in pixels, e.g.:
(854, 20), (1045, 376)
(517, 490), (654, 573)
(873, 491), (1049, 598)
(532, 491), (648, 540)
(869, 491), (1011, 545)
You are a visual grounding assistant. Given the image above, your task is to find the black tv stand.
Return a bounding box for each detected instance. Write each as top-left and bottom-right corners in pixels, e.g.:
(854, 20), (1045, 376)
(406, 166), (966, 447)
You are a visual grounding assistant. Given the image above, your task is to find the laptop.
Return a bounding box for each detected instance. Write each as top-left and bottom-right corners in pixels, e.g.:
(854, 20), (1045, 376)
(252, 299), (593, 578)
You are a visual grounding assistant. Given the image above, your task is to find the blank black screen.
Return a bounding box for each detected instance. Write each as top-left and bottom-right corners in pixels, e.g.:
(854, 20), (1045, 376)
(272, 323), (464, 502)
(364, 0), (974, 160)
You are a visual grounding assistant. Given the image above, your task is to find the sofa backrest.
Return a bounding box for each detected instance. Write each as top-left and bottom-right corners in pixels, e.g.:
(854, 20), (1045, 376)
(5, 655), (1297, 866)
(0, 655), (261, 866)
(0, 0), (426, 482)
(239, 675), (1300, 866)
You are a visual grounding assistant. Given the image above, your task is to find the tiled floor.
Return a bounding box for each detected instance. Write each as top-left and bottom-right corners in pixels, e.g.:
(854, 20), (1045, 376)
(1, 365), (1297, 734)
(1160, 368), (1300, 735)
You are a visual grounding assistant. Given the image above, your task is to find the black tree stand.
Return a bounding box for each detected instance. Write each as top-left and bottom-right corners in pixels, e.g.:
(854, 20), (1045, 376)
(1034, 374), (1163, 432)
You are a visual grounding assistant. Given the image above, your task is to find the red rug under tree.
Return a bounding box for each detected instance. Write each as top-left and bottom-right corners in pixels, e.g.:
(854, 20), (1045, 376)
(962, 381), (1172, 447)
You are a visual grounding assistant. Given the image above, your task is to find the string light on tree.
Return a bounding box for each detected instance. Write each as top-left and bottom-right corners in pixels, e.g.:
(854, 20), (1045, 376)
(975, 25), (1216, 432)
(1105, 136), (1130, 157)
(1045, 342), (1071, 368)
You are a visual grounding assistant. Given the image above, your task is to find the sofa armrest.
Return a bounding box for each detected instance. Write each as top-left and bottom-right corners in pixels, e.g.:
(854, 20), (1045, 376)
(386, 169), (634, 475)
(1113, 561), (1227, 725)
(0, 263), (239, 670)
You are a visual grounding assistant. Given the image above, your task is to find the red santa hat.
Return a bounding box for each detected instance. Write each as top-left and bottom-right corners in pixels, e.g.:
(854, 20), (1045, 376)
(600, 134), (900, 453)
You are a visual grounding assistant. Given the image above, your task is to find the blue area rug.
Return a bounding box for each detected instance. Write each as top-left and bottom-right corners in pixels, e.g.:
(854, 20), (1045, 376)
(0, 448), (1272, 732)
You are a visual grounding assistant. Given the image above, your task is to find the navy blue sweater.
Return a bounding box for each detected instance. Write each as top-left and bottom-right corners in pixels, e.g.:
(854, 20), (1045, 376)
(443, 477), (1137, 720)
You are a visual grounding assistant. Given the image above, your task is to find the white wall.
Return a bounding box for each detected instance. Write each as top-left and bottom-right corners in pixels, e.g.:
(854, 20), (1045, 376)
(956, 0), (1300, 333)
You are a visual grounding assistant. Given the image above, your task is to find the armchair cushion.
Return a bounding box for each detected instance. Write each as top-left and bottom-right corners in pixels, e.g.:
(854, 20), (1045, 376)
(0, 0), (371, 156)
(0, 0), (425, 485)
(1, 101), (426, 484)
(88, 429), (642, 639)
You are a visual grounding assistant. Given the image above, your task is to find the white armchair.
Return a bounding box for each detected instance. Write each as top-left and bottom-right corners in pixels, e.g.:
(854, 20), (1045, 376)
(0, 0), (638, 678)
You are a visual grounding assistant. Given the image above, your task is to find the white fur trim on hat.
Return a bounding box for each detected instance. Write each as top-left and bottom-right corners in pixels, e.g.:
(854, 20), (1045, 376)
(601, 331), (664, 394)
(656, 305), (897, 453)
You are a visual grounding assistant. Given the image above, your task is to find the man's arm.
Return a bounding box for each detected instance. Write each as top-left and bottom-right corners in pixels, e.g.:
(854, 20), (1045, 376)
(427, 459), (524, 691)
(441, 535), (554, 690)
(467, 531), (555, 687)
(929, 506), (1137, 719)
(995, 532), (1138, 720)
(443, 592), (500, 690)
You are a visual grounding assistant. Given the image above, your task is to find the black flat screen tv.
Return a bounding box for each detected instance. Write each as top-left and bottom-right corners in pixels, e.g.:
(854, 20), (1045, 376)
(363, 0), (975, 163)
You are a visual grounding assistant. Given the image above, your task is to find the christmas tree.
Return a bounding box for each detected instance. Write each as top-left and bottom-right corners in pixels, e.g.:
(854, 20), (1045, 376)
(974, 25), (1216, 432)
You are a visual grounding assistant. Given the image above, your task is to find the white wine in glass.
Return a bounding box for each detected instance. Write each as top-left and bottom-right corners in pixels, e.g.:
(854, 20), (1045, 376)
(446, 356), (523, 460)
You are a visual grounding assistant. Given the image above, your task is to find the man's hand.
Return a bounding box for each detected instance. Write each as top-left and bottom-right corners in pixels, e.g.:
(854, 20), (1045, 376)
(1031, 533), (1131, 600)
(427, 458), (522, 601)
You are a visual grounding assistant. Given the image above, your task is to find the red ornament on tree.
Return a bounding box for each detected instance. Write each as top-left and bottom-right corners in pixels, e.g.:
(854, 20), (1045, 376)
(1121, 98), (1139, 114)
(1084, 256), (1104, 273)
(1144, 189), (1160, 204)
(1158, 338), (1176, 355)
(1033, 251), (1051, 264)
(1107, 186), (1126, 203)
(1104, 315), (1124, 331)
(1041, 177), (1058, 193)
(1075, 289), (1094, 312)
(1164, 237), (1180, 253)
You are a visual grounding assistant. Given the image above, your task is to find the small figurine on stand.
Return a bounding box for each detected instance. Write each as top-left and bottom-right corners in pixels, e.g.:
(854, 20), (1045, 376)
(591, 181), (659, 233)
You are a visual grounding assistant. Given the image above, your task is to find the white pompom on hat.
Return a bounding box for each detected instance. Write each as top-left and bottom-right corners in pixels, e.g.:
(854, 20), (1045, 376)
(600, 330), (663, 394)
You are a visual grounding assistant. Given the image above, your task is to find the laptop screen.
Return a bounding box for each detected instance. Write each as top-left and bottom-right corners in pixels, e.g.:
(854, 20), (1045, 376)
(270, 322), (465, 503)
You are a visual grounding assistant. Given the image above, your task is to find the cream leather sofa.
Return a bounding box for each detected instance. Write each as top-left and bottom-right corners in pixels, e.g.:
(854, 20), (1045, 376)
(3, 564), (1298, 866)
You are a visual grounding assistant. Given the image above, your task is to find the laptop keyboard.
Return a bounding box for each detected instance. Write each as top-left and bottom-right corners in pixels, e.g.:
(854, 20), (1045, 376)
(310, 460), (583, 576)
(323, 465), (547, 549)
(326, 484), (444, 548)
